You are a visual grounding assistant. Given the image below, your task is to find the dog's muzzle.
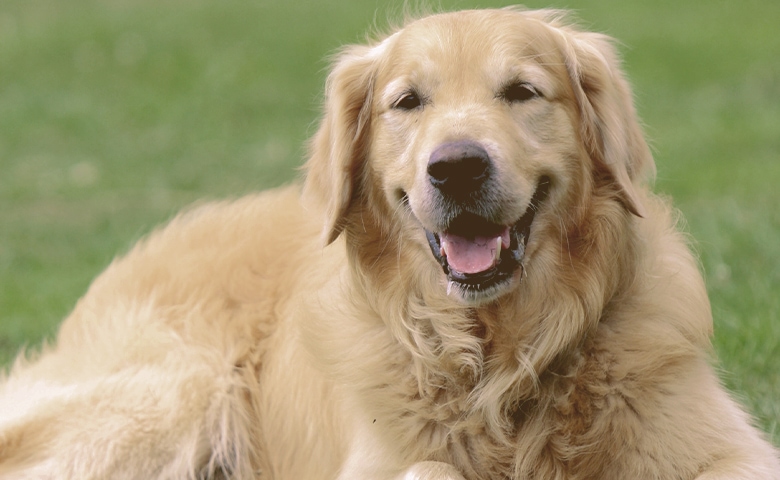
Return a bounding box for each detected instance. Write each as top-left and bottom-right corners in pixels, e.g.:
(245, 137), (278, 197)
(424, 176), (550, 297)
(426, 140), (550, 297)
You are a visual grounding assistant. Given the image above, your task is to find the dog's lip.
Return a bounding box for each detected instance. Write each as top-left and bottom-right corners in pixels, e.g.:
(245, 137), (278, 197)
(424, 176), (550, 295)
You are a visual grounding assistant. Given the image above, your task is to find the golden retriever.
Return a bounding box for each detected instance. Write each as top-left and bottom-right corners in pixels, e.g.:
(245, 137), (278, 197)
(1, 7), (778, 480)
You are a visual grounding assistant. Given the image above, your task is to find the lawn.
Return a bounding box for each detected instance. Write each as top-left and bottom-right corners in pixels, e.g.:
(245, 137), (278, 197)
(1, 0), (777, 445)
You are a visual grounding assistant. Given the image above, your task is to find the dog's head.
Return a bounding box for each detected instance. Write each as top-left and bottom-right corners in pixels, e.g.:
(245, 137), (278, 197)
(304, 8), (653, 304)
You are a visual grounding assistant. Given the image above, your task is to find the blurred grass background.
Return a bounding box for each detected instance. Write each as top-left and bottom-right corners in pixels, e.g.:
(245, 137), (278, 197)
(0, 0), (777, 444)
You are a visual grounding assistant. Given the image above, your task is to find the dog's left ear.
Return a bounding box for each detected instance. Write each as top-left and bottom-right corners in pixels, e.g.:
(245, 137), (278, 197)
(303, 44), (379, 245)
(558, 27), (655, 218)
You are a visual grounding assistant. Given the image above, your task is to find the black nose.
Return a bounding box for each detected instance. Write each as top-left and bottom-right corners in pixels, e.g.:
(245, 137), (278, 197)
(428, 141), (491, 197)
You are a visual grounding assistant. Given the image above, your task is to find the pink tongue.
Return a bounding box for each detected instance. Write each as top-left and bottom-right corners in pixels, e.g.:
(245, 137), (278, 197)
(440, 228), (509, 274)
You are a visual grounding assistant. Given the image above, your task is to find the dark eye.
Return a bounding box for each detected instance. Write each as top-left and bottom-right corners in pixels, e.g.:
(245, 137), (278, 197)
(393, 91), (423, 110)
(499, 82), (540, 103)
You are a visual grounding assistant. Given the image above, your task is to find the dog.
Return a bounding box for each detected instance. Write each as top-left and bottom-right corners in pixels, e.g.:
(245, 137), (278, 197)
(0, 7), (778, 480)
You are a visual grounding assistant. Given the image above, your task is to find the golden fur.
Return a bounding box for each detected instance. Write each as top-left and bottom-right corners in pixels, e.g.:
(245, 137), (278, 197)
(0, 8), (777, 479)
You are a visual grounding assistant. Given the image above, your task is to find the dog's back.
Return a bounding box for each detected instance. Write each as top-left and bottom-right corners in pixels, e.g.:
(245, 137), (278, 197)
(0, 186), (318, 478)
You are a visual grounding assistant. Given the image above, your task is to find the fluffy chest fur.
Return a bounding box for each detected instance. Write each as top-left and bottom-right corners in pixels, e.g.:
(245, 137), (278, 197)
(301, 185), (723, 480)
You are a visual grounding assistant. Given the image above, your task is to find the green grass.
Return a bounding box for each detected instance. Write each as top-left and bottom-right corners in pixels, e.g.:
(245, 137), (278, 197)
(1, 0), (777, 446)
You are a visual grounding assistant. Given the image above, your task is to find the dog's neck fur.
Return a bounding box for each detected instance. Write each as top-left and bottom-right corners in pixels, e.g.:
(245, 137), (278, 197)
(311, 178), (733, 478)
(339, 190), (640, 447)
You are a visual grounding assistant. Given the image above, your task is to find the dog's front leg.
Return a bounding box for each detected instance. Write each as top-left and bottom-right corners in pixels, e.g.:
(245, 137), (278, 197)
(397, 461), (467, 480)
(335, 425), (466, 480)
(337, 460), (466, 480)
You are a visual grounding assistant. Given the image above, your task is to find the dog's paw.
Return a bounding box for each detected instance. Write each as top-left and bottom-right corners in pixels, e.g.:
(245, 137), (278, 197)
(400, 461), (466, 480)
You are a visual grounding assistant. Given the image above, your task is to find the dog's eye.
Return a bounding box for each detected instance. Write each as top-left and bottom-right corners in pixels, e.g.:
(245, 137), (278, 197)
(393, 91), (423, 111)
(499, 82), (540, 103)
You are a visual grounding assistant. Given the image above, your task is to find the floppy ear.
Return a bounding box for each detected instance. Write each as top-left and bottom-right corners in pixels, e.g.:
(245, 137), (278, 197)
(302, 44), (378, 245)
(559, 28), (655, 217)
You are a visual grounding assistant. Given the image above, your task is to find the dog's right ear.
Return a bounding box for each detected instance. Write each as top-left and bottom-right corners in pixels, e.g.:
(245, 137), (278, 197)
(303, 44), (380, 245)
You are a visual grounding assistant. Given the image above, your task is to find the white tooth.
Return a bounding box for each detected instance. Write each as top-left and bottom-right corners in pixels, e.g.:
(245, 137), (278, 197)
(447, 281), (455, 296)
(494, 237), (502, 261)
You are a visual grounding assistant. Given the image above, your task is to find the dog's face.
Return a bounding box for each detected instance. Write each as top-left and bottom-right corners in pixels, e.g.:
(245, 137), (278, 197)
(305, 9), (653, 304)
(370, 12), (580, 302)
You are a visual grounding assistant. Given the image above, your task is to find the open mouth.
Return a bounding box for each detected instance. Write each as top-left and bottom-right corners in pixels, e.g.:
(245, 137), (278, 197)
(424, 176), (550, 298)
